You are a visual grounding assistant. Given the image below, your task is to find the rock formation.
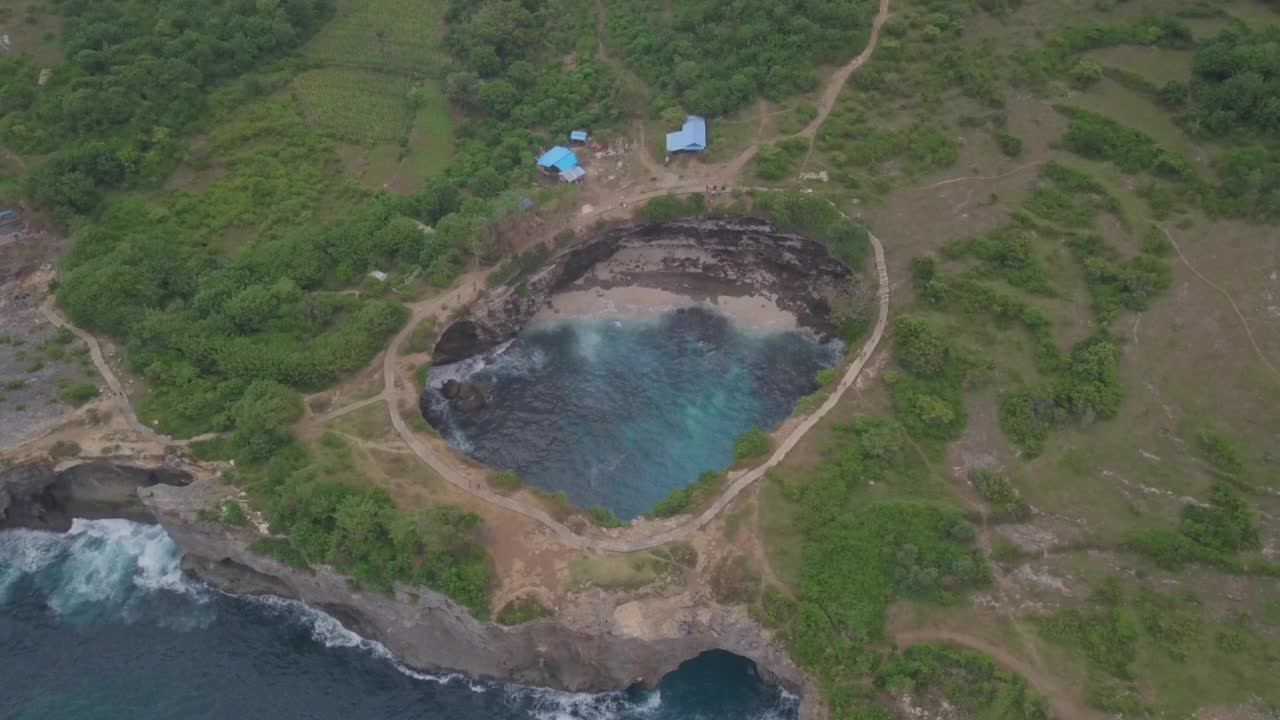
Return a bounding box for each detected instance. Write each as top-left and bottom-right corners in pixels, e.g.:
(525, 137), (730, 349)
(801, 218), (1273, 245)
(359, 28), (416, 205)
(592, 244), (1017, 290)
(431, 217), (857, 366)
(137, 474), (823, 719)
(0, 459), (192, 531)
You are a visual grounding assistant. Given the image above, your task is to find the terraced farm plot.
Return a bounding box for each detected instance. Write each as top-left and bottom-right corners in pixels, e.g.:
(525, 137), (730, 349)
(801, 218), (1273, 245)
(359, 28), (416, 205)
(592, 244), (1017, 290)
(303, 0), (447, 75)
(405, 83), (454, 182)
(294, 68), (410, 146)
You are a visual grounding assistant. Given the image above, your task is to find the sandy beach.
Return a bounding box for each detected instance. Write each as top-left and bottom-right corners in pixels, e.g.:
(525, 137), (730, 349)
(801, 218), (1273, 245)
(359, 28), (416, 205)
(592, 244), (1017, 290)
(533, 286), (798, 331)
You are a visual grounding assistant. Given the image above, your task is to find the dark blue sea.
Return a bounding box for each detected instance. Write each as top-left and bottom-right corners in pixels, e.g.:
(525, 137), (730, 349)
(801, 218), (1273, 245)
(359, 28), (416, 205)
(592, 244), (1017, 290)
(0, 520), (797, 720)
(423, 308), (840, 519)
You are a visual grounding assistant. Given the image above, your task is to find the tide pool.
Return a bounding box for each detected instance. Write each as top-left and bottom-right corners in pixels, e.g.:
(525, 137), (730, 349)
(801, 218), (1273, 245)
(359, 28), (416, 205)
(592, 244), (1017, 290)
(423, 307), (841, 519)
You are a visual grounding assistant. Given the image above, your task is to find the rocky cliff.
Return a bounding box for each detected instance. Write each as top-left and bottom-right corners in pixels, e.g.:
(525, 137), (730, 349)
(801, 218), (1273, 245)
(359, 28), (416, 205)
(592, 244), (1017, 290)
(140, 474), (822, 718)
(0, 459), (192, 531)
(432, 217), (856, 366)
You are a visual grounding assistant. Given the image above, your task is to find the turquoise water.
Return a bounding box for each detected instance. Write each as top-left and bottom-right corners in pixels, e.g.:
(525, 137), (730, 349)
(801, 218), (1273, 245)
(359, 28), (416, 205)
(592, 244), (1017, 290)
(0, 520), (797, 720)
(422, 308), (841, 519)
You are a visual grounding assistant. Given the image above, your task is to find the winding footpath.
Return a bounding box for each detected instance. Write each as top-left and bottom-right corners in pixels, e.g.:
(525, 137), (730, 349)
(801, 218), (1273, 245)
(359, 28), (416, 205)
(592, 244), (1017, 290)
(39, 298), (226, 447)
(34, 0), (896, 550)
(383, 224), (888, 552)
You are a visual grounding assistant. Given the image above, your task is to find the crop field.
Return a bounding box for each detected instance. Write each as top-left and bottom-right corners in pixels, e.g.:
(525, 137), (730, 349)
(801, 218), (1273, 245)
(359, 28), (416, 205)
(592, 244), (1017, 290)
(404, 83), (454, 182)
(294, 68), (411, 146)
(303, 0), (447, 75)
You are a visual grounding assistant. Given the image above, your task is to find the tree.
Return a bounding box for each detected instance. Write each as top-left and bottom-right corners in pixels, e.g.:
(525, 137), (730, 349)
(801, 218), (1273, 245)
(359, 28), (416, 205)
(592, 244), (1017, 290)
(232, 380), (302, 462)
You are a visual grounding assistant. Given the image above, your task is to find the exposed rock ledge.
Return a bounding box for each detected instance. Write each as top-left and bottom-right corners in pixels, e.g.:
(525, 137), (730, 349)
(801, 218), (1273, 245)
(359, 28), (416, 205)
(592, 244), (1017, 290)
(432, 217), (856, 366)
(0, 459), (192, 531)
(140, 474), (824, 719)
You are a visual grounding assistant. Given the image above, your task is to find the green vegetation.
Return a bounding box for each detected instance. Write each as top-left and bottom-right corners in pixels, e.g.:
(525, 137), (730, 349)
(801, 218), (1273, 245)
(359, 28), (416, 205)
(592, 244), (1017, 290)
(496, 595), (553, 625)
(970, 469), (1030, 522)
(751, 191), (870, 271)
(490, 470), (522, 493)
(200, 499), (250, 528)
(876, 644), (1049, 720)
(757, 416), (988, 706)
(1128, 483), (1264, 572)
(732, 428), (772, 462)
(251, 470), (491, 616)
(61, 382), (98, 406)
(249, 538), (311, 570)
(48, 440), (80, 459)
(568, 543), (698, 591)
(0, 0), (332, 219)
(755, 137), (810, 180)
(886, 316), (968, 441)
(650, 469), (722, 518)
(588, 505), (623, 528)
(294, 68), (412, 145)
(606, 0), (873, 115)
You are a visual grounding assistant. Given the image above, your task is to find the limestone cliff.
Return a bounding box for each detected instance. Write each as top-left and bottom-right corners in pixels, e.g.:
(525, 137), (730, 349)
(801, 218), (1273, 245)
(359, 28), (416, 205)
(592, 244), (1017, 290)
(0, 459), (192, 531)
(431, 217), (857, 366)
(140, 474), (823, 719)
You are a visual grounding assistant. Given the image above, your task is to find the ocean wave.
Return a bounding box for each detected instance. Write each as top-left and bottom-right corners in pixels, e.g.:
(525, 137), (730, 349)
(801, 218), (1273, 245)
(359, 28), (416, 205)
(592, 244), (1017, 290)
(0, 518), (211, 626)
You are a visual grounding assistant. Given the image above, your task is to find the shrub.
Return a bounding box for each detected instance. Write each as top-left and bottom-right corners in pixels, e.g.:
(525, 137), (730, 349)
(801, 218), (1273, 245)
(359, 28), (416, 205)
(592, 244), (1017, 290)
(48, 440), (81, 459)
(491, 470), (522, 493)
(589, 505), (622, 528)
(221, 500), (249, 527)
(970, 469), (1031, 522)
(1196, 430), (1245, 478)
(496, 595), (553, 625)
(62, 383), (99, 406)
(893, 316), (951, 377)
(733, 428), (772, 462)
(249, 538), (311, 570)
(995, 131), (1024, 157)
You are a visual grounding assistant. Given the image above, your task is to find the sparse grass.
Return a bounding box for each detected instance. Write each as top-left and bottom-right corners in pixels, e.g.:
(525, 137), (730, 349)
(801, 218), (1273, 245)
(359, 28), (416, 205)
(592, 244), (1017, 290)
(567, 543), (697, 591)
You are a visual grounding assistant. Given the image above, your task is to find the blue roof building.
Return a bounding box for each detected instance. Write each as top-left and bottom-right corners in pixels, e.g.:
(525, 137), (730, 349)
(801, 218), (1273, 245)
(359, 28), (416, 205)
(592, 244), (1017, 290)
(569, 129), (589, 143)
(537, 146), (579, 172)
(665, 115), (707, 153)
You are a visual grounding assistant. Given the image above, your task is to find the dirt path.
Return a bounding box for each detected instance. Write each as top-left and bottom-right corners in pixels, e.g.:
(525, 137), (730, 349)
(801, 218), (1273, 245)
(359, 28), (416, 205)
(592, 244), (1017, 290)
(893, 629), (1099, 720)
(1161, 226), (1279, 381)
(39, 298), (227, 447)
(917, 161), (1045, 191)
(371, 219), (888, 552)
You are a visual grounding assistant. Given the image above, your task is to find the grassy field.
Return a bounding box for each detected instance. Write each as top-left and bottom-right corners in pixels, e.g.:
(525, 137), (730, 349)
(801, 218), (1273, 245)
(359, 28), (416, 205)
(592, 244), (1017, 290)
(295, 0), (455, 190)
(758, 0), (1280, 717)
(303, 0), (447, 75)
(294, 68), (412, 145)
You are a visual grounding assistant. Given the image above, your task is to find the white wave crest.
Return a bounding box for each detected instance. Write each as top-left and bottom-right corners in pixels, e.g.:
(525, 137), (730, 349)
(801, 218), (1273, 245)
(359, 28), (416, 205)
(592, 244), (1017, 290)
(0, 518), (209, 624)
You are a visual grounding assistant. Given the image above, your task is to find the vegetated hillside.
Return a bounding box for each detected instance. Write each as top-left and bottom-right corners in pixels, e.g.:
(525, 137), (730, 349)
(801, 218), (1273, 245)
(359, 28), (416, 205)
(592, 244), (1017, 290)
(756, 0), (1280, 717)
(0, 0), (334, 219)
(606, 0), (875, 116)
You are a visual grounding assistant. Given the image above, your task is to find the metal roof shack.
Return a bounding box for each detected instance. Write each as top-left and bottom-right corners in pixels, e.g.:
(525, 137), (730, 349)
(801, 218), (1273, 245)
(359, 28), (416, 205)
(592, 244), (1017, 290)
(537, 146), (579, 172)
(665, 115), (707, 153)
(559, 165), (586, 183)
(569, 129), (589, 143)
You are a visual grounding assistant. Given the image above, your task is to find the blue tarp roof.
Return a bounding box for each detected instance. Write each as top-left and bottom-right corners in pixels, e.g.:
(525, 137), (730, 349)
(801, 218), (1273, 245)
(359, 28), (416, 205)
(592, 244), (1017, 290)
(666, 115), (707, 153)
(570, 130), (589, 142)
(537, 146), (578, 171)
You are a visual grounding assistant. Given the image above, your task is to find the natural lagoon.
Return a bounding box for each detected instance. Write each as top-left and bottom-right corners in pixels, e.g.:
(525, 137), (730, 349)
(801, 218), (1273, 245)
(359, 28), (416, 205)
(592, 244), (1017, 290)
(423, 307), (840, 519)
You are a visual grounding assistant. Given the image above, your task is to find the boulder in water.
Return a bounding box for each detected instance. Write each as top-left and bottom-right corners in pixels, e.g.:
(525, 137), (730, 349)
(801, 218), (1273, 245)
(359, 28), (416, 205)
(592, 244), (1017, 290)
(439, 379), (489, 413)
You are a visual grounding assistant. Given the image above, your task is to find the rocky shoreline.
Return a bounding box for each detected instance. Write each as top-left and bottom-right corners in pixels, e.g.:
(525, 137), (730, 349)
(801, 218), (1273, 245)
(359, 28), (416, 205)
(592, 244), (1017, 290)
(1, 462), (823, 719)
(431, 217), (858, 367)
